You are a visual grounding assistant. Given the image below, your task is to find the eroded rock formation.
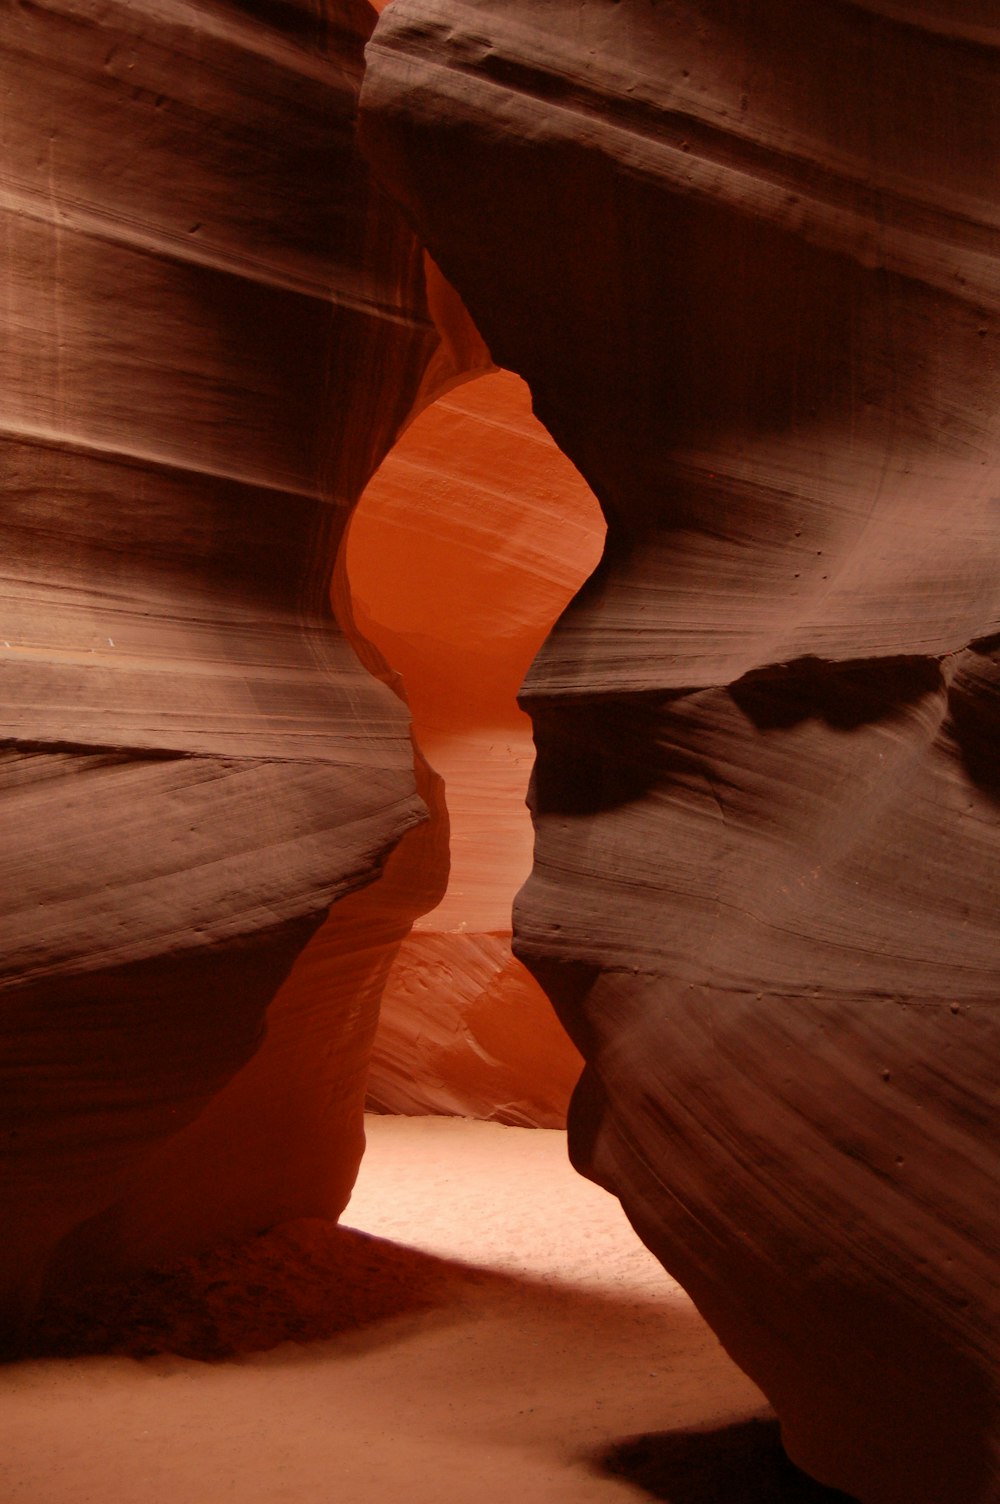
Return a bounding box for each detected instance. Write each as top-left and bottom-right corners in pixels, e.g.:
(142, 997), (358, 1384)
(0, 0), (456, 1325)
(361, 5), (1000, 1501)
(2, 0), (599, 1332)
(6, 2), (999, 1498)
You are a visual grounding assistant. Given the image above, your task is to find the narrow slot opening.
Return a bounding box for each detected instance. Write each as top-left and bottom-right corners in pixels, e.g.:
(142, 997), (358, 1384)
(346, 367), (605, 1126)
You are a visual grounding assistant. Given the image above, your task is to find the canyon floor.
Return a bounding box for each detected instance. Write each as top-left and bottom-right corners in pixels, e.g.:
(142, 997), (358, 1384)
(1, 1115), (854, 1503)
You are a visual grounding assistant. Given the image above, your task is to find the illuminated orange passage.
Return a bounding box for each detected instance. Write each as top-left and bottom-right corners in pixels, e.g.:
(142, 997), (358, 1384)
(347, 369), (605, 1124)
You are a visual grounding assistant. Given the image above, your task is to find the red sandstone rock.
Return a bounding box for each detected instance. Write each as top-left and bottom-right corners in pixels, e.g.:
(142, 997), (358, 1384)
(361, 5), (1000, 1500)
(0, 0), (448, 1329)
(7, 3), (999, 1496)
(1, 0), (592, 1331)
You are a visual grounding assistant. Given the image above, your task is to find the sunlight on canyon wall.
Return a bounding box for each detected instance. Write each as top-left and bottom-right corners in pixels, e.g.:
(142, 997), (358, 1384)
(348, 368), (606, 1125)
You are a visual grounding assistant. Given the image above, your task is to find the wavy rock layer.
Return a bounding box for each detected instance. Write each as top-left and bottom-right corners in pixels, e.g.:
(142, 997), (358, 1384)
(361, 5), (1000, 1501)
(0, 0), (444, 1327)
(349, 369), (603, 1125)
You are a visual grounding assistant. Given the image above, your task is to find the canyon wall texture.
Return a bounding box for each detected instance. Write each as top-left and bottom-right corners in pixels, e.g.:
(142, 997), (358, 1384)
(6, 3), (999, 1500)
(0, 0), (461, 1330)
(361, 4), (1000, 1502)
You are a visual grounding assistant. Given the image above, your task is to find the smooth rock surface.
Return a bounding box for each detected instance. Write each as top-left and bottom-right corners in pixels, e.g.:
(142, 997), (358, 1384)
(361, 5), (1000, 1500)
(0, 0), (446, 1328)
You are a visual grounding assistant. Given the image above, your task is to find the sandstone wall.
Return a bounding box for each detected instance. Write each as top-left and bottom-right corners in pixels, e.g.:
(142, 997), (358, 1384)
(0, 0), (442, 1329)
(361, 4), (1000, 1499)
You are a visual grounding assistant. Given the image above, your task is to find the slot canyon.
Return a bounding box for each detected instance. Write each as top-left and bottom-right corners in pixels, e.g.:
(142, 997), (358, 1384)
(349, 364), (604, 1126)
(1, 3), (998, 1503)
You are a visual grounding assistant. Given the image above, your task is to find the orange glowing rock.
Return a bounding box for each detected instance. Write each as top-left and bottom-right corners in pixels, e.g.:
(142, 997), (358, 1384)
(348, 369), (605, 1125)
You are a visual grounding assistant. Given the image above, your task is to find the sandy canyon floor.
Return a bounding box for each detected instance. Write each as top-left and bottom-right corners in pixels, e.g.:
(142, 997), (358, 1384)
(1, 1115), (855, 1503)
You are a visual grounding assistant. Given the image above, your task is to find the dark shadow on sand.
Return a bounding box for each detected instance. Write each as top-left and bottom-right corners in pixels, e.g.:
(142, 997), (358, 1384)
(13, 1217), (707, 1368)
(13, 1221), (505, 1362)
(594, 1417), (859, 1503)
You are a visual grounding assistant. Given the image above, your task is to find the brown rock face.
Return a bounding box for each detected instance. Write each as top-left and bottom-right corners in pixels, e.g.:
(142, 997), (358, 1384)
(0, 0), (448, 1326)
(361, 5), (1000, 1501)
